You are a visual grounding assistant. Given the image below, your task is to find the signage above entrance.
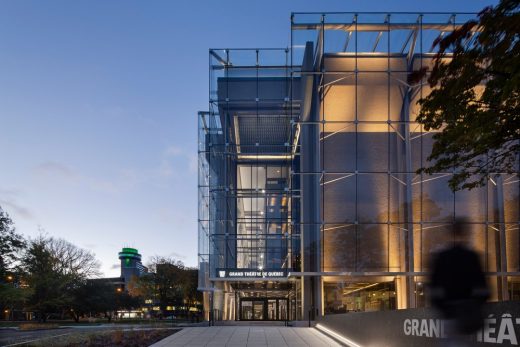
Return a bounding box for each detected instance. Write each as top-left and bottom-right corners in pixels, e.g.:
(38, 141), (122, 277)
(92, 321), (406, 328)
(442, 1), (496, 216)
(217, 269), (287, 279)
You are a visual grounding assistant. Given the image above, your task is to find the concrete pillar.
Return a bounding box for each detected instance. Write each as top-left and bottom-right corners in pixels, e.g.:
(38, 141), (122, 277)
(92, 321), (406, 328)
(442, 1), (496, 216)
(496, 175), (509, 300)
(300, 41), (322, 318)
(400, 87), (416, 309)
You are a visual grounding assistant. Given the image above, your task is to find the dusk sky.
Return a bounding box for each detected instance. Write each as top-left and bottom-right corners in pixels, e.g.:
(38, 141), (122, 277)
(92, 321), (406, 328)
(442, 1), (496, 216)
(0, 0), (496, 277)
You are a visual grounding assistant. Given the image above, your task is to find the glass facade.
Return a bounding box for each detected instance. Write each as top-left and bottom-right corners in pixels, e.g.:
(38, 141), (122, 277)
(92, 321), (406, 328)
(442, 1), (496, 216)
(199, 13), (520, 320)
(198, 48), (299, 320)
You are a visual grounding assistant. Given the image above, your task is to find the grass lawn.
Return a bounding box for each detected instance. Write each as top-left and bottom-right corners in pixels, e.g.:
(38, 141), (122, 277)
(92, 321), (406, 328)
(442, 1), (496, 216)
(0, 321), (20, 327)
(0, 317), (193, 328)
(25, 328), (179, 347)
(19, 323), (60, 331)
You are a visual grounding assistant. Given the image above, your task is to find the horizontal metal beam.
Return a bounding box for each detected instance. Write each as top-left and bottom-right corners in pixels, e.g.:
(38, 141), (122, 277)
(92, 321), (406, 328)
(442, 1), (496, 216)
(237, 154), (293, 161)
(288, 271), (520, 277)
(209, 277), (291, 282)
(292, 23), (474, 32)
(208, 271), (520, 281)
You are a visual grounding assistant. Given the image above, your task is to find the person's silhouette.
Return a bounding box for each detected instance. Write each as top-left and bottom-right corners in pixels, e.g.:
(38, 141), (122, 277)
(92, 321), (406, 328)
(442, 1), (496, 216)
(429, 218), (489, 342)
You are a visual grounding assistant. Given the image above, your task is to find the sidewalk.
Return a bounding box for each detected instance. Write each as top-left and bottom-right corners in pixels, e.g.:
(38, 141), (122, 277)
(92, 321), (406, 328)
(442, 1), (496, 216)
(149, 326), (342, 347)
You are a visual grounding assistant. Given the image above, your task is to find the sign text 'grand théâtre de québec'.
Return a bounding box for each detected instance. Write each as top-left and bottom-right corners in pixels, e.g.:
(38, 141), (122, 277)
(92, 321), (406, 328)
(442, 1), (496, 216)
(216, 269), (287, 279)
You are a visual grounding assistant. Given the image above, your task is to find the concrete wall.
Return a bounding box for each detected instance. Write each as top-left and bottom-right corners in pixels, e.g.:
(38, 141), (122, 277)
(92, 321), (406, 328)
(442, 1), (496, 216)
(317, 301), (520, 346)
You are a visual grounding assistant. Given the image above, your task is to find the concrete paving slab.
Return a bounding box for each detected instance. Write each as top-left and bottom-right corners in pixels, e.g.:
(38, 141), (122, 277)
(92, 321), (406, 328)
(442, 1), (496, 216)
(150, 326), (341, 347)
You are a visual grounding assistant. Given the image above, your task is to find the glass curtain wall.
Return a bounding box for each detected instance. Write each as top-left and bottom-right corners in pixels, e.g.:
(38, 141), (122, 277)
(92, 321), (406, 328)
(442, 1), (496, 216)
(236, 164), (290, 270)
(291, 12), (519, 313)
(200, 12), (519, 321)
(199, 49), (300, 320)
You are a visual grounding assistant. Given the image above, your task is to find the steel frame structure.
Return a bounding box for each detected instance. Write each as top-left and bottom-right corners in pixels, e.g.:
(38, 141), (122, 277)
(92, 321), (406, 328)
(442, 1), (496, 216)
(198, 12), (520, 321)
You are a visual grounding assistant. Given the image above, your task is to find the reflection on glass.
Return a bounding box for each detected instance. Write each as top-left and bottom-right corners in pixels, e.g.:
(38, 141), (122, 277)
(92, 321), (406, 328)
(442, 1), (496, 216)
(268, 299), (276, 320)
(236, 164), (290, 269)
(324, 281), (396, 314)
(278, 299), (288, 320)
(241, 301), (253, 320)
(508, 277), (520, 300)
(253, 301), (264, 320)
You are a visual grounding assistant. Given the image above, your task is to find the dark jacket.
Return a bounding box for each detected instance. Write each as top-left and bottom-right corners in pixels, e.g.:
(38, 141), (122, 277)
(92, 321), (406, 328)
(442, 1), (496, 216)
(429, 244), (489, 333)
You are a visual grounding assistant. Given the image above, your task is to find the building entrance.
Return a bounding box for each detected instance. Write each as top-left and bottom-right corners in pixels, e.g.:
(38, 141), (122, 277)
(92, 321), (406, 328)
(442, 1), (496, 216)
(239, 298), (288, 321)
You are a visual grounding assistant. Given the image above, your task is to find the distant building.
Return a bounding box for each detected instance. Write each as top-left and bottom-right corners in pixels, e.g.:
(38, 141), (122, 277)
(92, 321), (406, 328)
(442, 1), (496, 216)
(118, 247), (148, 288)
(92, 247), (148, 292)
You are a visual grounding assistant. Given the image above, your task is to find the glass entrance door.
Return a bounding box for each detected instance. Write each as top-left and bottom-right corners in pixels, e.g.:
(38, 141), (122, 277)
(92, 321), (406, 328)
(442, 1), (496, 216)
(253, 301), (264, 320)
(241, 301), (253, 320)
(267, 299), (277, 320)
(278, 299), (288, 320)
(240, 298), (288, 320)
(240, 299), (265, 321)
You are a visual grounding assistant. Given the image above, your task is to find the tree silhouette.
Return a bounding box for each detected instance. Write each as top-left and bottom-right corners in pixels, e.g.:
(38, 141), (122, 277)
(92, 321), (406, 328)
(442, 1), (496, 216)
(411, 0), (520, 191)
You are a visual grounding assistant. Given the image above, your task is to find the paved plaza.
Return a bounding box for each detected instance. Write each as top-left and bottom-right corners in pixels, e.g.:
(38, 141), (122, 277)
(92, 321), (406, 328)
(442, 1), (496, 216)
(150, 326), (342, 347)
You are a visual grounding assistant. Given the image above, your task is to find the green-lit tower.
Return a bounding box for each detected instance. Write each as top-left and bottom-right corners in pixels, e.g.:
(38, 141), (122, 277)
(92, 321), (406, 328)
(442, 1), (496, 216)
(118, 247), (147, 285)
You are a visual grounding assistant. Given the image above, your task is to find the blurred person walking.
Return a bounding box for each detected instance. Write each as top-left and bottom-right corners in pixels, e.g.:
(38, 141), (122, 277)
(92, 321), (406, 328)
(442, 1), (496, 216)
(429, 218), (490, 346)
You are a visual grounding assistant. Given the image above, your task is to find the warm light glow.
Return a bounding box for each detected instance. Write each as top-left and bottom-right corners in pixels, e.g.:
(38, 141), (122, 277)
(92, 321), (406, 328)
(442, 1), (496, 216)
(342, 282), (379, 296)
(315, 324), (363, 347)
(238, 154), (293, 160)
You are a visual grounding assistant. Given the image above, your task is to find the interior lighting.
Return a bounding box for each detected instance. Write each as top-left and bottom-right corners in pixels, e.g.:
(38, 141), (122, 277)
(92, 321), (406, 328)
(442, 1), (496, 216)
(343, 282), (380, 295)
(238, 154), (293, 160)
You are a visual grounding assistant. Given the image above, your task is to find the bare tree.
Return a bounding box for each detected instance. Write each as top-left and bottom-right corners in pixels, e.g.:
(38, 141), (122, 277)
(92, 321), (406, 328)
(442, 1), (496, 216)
(21, 235), (101, 321)
(46, 237), (101, 280)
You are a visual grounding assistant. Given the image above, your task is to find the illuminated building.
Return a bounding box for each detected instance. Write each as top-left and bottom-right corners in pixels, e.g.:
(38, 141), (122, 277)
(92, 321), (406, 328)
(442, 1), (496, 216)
(118, 247), (148, 287)
(198, 12), (520, 321)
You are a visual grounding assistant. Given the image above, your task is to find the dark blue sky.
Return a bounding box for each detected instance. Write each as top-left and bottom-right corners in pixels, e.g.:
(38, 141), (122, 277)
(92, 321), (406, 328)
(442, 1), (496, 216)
(0, 0), (496, 276)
